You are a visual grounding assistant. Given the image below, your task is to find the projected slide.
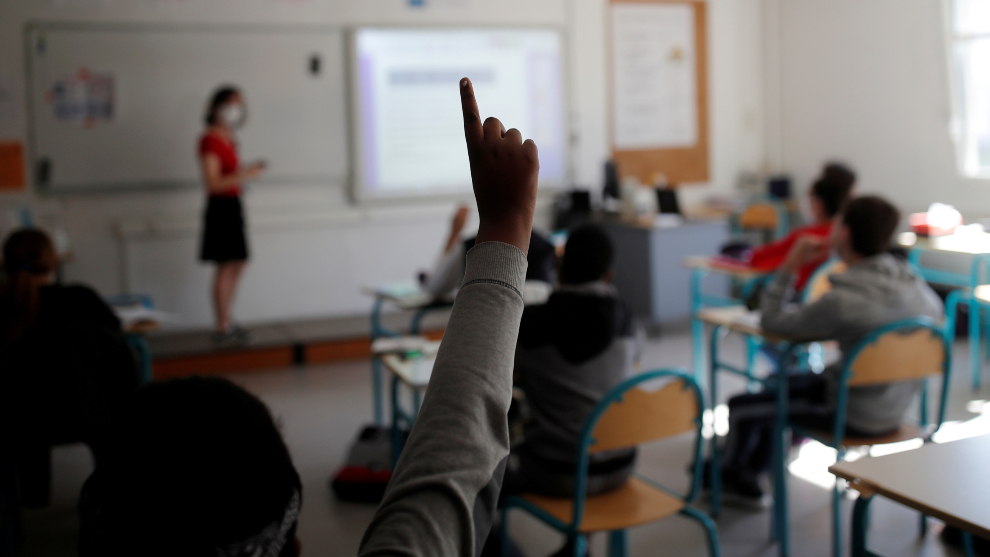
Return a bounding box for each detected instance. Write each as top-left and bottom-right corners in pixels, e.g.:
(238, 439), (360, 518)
(354, 28), (566, 199)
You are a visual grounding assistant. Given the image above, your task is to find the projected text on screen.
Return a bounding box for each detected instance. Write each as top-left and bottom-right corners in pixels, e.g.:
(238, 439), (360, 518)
(355, 28), (566, 199)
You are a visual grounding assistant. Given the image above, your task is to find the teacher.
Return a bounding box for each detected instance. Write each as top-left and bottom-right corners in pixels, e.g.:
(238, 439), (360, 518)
(198, 86), (264, 344)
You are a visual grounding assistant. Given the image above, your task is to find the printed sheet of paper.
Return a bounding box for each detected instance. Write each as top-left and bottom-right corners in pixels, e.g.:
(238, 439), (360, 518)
(611, 3), (698, 150)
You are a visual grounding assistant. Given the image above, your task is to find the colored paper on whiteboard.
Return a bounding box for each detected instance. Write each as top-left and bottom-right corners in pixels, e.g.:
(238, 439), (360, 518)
(0, 142), (26, 191)
(47, 69), (114, 126)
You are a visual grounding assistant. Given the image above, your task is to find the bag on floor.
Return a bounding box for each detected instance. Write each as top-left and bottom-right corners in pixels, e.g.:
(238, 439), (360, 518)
(330, 425), (403, 504)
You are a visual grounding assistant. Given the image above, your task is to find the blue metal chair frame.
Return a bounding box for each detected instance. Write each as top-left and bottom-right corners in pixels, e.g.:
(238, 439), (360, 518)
(773, 317), (952, 557)
(908, 249), (990, 390)
(690, 269), (770, 386)
(124, 333), (153, 384)
(500, 369), (721, 557)
(369, 297), (448, 424)
(389, 371), (424, 468)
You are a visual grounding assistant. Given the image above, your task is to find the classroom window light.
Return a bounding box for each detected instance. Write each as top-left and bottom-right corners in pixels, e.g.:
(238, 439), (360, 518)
(950, 0), (990, 177)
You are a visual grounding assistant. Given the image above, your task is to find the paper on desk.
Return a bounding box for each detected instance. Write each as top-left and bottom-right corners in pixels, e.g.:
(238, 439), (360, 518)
(733, 310), (762, 329)
(371, 336), (441, 356)
(112, 304), (173, 329)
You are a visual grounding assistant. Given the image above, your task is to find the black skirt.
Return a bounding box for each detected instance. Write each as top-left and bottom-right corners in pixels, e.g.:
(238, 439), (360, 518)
(200, 196), (249, 263)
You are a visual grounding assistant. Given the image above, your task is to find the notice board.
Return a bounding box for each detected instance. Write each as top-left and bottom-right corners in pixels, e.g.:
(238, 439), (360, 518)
(609, 0), (709, 185)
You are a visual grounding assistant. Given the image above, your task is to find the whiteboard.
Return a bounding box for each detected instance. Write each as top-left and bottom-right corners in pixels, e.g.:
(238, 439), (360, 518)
(26, 24), (349, 192)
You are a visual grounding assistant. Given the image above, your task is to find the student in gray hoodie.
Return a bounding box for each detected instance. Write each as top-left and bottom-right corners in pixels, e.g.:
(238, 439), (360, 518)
(718, 196), (943, 504)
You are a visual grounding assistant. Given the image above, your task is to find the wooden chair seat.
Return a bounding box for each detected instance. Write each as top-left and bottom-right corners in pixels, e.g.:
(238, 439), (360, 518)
(806, 423), (922, 448)
(521, 477), (684, 533)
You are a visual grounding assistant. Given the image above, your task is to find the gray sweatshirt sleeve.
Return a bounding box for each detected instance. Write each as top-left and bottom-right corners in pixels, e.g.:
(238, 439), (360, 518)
(759, 270), (842, 340)
(359, 241), (528, 557)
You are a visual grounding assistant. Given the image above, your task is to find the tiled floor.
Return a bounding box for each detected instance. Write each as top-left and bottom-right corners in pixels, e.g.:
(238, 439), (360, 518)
(23, 324), (983, 557)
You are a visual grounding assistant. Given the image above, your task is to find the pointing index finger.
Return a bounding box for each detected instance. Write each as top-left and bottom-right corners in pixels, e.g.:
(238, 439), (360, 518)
(460, 78), (483, 149)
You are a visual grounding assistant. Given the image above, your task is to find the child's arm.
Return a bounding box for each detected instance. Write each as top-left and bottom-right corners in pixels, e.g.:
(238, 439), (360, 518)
(358, 78), (538, 557)
(760, 236), (840, 338)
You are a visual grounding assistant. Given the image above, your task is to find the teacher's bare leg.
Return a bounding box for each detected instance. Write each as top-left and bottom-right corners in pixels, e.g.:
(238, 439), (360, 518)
(213, 260), (247, 333)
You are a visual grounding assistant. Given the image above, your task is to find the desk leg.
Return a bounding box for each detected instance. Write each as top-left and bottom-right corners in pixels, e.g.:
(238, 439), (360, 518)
(372, 357), (384, 425)
(970, 296), (982, 391)
(709, 325), (723, 517)
(964, 531), (976, 557)
(851, 494), (873, 557)
(772, 350), (791, 556)
(391, 376), (403, 469)
(691, 269), (707, 387)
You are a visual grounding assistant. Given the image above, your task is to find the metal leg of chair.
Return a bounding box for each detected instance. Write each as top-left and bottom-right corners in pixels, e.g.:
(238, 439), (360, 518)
(608, 530), (627, 557)
(681, 507), (722, 557)
(918, 513), (927, 537)
(970, 297), (981, 391)
(832, 480), (842, 557)
(771, 362), (790, 556)
(745, 336), (760, 392)
(573, 533), (588, 557)
(500, 508), (511, 557)
(709, 326), (723, 518)
(851, 494), (873, 557)
(390, 377), (403, 469)
(693, 317), (706, 387)
(372, 357), (384, 425)
(963, 531), (976, 557)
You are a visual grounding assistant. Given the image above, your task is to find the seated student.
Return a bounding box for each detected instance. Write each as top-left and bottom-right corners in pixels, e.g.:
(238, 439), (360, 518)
(78, 377), (302, 557)
(505, 223), (638, 498)
(358, 78), (538, 556)
(421, 203), (556, 299)
(0, 228), (139, 508)
(746, 162), (856, 292)
(717, 196), (943, 504)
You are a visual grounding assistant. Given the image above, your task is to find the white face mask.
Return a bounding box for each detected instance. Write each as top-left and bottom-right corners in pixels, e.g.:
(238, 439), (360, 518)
(220, 103), (245, 128)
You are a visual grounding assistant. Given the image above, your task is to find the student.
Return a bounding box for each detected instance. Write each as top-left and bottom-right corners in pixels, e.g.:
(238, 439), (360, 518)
(506, 223), (638, 497)
(358, 77), (538, 556)
(421, 203), (556, 300)
(747, 162), (856, 291)
(497, 223), (638, 556)
(717, 196), (943, 503)
(0, 229), (139, 508)
(78, 377), (302, 557)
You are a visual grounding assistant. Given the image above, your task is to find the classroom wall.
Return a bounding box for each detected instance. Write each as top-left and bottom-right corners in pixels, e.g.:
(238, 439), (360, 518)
(0, 0), (767, 330)
(765, 0), (988, 215)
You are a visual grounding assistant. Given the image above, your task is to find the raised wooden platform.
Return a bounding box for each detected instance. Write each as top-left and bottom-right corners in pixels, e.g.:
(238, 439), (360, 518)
(148, 310), (450, 379)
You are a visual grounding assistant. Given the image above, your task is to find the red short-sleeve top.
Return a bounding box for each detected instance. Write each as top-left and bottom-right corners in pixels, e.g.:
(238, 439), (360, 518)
(198, 132), (241, 197)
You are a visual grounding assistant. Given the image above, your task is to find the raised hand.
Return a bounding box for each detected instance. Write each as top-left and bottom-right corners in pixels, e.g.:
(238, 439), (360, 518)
(460, 77), (538, 255)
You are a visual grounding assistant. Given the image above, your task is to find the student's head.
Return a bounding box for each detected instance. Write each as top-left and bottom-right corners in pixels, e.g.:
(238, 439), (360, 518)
(809, 162), (856, 222)
(84, 377), (300, 557)
(559, 224), (614, 285)
(831, 196), (900, 262)
(1, 228), (57, 342)
(205, 85), (245, 129)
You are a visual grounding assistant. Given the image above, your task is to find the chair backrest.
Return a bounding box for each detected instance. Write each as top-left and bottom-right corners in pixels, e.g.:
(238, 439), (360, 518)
(845, 319), (947, 387)
(802, 259), (847, 304)
(739, 203), (779, 231)
(588, 375), (699, 454)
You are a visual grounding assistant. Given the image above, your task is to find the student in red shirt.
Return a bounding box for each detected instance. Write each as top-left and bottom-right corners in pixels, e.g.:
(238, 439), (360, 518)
(198, 86), (266, 344)
(748, 163), (856, 291)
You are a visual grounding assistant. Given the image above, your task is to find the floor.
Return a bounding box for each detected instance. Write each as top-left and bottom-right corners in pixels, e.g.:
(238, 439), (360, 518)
(22, 323), (986, 557)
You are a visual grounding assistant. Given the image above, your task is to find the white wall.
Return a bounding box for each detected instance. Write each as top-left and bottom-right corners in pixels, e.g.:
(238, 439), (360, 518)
(766, 0), (988, 215)
(0, 0), (767, 330)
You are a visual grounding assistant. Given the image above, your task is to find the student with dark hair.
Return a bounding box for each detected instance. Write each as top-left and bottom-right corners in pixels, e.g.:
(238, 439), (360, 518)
(747, 162), (857, 291)
(199, 85), (266, 344)
(0, 229), (139, 507)
(715, 196), (942, 504)
(495, 223), (638, 556)
(422, 203), (556, 300)
(79, 377), (302, 557)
